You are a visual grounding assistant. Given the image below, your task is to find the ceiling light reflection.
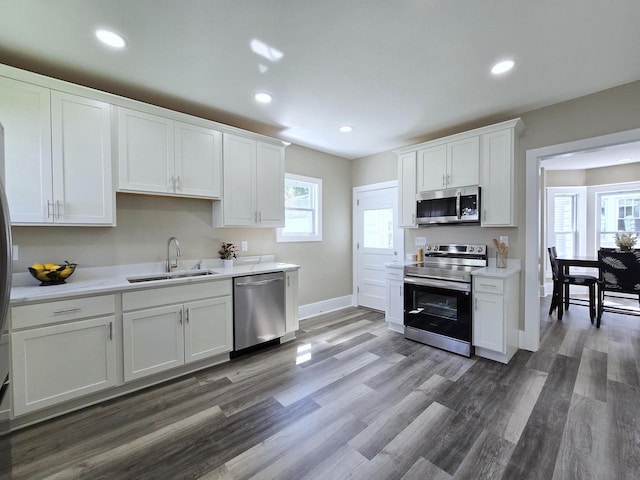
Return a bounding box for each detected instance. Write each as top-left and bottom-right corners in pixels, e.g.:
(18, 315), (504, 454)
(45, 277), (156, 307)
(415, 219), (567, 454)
(491, 59), (515, 75)
(95, 29), (126, 48)
(254, 92), (272, 103)
(296, 352), (312, 364)
(250, 39), (283, 62)
(339, 125), (353, 133)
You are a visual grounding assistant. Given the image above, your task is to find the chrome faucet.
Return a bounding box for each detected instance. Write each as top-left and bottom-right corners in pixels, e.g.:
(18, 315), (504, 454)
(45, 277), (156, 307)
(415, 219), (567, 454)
(166, 236), (182, 272)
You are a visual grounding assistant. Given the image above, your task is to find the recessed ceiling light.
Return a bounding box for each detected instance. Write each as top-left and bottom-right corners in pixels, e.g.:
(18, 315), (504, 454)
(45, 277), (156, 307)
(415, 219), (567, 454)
(254, 92), (272, 103)
(491, 59), (515, 75)
(95, 29), (126, 48)
(339, 125), (353, 133)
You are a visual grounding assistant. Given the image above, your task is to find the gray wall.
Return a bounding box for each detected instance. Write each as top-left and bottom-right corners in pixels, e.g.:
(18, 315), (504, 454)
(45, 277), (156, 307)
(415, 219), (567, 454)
(12, 144), (352, 307)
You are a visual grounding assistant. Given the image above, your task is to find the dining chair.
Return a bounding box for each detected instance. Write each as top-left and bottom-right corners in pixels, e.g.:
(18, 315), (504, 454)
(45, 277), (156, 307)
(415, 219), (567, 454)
(597, 249), (640, 327)
(548, 246), (598, 323)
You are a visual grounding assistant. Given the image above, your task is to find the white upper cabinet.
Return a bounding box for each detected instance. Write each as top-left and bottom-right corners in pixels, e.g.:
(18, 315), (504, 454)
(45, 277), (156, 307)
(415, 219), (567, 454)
(398, 151), (417, 227)
(480, 128), (517, 226)
(217, 133), (284, 227)
(117, 107), (221, 199)
(397, 118), (523, 227)
(0, 77), (52, 223)
(51, 91), (114, 224)
(0, 76), (113, 225)
(417, 137), (479, 192)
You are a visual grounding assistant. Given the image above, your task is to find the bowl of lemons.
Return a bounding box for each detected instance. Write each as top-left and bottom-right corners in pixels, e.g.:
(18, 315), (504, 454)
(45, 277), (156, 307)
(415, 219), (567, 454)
(28, 261), (77, 286)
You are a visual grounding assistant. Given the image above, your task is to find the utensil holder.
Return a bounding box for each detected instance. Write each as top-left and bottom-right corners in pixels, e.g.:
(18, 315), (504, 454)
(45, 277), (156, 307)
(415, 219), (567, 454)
(496, 252), (507, 268)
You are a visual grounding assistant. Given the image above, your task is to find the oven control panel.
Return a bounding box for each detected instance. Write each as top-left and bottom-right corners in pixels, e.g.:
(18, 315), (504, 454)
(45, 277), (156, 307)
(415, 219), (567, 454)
(424, 244), (486, 255)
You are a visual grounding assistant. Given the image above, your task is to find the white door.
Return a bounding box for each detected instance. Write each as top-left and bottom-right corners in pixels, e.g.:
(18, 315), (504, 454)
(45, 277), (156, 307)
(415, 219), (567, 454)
(174, 121), (222, 198)
(0, 77), (52, 223)
(255, 141), (285, 226)
(355, 185), (403, 310)
(117, 107), (174, 194)
(123, 304), (184, 382)
(222, 133), (256, 225)
(51, 91), (113, 224)
(184, 297), (232, 363)
(11, 316), (117, 416)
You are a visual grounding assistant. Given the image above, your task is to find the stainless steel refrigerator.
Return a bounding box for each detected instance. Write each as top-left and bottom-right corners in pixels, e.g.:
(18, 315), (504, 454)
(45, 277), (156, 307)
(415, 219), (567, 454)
(0, 122), (12, 442)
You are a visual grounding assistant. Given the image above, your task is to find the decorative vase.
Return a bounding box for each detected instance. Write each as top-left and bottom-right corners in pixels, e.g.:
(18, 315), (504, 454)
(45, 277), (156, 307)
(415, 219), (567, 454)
(223, 259), (234, 268)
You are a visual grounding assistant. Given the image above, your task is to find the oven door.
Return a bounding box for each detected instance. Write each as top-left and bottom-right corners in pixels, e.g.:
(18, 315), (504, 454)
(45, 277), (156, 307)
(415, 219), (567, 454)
(403, 276), (472, 342)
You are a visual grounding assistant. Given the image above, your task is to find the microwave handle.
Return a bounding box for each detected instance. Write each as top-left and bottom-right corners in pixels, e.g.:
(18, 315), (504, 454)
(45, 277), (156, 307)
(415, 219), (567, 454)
(456, 190), (461, 219)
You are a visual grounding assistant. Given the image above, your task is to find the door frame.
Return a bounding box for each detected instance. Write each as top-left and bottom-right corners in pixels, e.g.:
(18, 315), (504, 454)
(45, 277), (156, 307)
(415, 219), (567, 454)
(524, 127), (640, 352)
(352, 180), (403, 306)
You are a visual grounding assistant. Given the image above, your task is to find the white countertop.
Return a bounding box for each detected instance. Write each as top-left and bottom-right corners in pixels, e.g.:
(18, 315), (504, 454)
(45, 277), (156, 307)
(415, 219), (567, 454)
(471, 258), (521, 278)
(11, 256), (300, 304)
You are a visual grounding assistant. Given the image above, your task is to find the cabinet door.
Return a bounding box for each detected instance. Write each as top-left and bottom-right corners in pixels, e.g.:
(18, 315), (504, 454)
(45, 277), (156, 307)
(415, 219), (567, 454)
(255, 142), (284, 226)
(481, 129), (514, 226)
(184, 296), (232, 364)
(174, 121), (222, 198)
(11, 316), (116, 416)
(123, 304), (184, 382)
(447, 136), (479, 188)
(417, 145), (446, 192)
(117, 107), (174, 194)
(386, 280), (404, 327)
(398, 151), (417, 227)
(285, 270), (299, 334)
(0, 77), (53, 223)
(222, 134), (256, 225)
(473, 292), (505, 353)
(51, 91), (114, 225)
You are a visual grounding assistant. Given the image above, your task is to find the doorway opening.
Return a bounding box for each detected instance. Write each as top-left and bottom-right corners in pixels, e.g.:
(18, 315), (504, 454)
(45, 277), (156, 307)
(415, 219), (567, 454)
(524, 127), (640, 351)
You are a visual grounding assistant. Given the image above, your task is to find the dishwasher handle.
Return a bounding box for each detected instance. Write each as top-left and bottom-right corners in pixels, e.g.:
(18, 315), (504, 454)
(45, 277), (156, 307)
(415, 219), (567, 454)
(235, 278), (284, 287)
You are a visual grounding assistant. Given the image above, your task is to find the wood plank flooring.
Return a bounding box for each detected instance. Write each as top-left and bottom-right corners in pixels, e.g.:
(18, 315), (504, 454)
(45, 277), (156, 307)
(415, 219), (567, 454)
(2, 299), (640, 479)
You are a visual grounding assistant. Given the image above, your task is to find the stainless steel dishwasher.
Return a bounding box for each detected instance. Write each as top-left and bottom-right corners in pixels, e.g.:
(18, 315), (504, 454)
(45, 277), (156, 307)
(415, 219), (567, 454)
(233, 271), (286, 351)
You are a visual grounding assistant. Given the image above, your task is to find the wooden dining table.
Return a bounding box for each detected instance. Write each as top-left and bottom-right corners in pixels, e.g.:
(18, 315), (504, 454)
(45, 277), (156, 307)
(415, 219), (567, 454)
(555, 255), (599, 320)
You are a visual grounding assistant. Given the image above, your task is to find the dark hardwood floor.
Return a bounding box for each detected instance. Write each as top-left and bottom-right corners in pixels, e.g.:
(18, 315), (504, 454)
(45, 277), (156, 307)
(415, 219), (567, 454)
(3, 298), (640, 479)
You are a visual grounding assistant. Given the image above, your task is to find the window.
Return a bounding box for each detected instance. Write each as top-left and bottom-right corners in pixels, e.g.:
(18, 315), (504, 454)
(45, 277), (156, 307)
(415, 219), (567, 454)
(277, 173), (322, 242)
(597, 189), (640, 249)
(553, 194), (577, 258)
(363, 208), (393, 249)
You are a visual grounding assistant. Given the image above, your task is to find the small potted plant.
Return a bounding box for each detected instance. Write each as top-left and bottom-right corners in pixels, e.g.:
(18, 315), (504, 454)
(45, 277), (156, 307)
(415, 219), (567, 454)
(614, 232), (638, 251)
(218, 242), (238, 268)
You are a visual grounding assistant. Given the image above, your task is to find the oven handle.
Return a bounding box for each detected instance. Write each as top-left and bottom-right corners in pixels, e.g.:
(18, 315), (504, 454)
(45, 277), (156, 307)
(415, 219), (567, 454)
(404, 276), (471, 293)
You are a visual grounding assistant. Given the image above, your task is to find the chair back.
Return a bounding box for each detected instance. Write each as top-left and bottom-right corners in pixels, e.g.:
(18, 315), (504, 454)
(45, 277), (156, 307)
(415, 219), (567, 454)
(548, 246), (559, 280)
(598, 249), (640, 294)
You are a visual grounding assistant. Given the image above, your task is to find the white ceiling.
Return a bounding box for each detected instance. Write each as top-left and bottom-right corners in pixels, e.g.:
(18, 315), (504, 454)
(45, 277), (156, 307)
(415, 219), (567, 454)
(542, 140), (640, 170)
(1, 1), (640, 159)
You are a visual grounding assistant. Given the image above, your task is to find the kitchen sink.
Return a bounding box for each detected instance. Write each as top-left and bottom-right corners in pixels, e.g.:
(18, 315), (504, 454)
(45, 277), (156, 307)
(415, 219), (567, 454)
(127, 270), (220, 283)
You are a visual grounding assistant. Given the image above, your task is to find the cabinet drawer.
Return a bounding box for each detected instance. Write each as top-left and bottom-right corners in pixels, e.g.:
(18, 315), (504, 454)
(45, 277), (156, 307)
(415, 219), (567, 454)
(11, 295), (116, 330)
(123, 279), (232, 312)
(474, 277), (504, 294)
(386, 269), (404, 282)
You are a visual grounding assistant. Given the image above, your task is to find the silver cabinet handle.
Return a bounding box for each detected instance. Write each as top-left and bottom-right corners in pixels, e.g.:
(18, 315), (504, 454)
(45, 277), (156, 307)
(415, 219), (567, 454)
(447, 174), (451, 186)
(53, 307), (82, 315)
(185, 308), (190, 323)
(47, 200), (53, 218)
(258, 211), (262, 223)
(179, 310), (183, 325)
(442, 174), (445, 187)
(236, 278), (284, 287)
(254, 211), (258, 223)
(56, 200), (61, 219)
(176, 176), (181, 192)
(108, 321), (113, 340)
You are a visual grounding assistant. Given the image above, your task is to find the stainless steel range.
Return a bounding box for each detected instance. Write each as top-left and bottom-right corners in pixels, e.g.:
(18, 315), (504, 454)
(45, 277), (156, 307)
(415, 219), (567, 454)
(404, 244), (487, 357)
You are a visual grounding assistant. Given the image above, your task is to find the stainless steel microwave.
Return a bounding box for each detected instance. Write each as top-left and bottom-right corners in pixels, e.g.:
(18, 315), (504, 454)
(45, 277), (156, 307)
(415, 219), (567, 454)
(416, 186), (480, 225)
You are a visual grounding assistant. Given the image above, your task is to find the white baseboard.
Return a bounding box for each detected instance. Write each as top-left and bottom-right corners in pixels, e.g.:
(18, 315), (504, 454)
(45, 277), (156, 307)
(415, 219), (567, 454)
(299, 295), (354, 319)
(387, 322), (404, 334)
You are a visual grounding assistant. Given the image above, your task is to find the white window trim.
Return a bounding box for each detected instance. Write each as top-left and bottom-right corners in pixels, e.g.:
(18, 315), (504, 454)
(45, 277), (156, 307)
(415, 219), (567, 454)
(277, 173), (323, 243)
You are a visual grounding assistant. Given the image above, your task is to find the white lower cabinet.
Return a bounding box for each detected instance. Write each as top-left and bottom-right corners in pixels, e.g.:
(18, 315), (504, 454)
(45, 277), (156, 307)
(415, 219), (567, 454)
(385, 266), (404, 333)
(122, 281), (232, 382)
(11, 313), (117, 416)
(472, 270), (520, 364)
